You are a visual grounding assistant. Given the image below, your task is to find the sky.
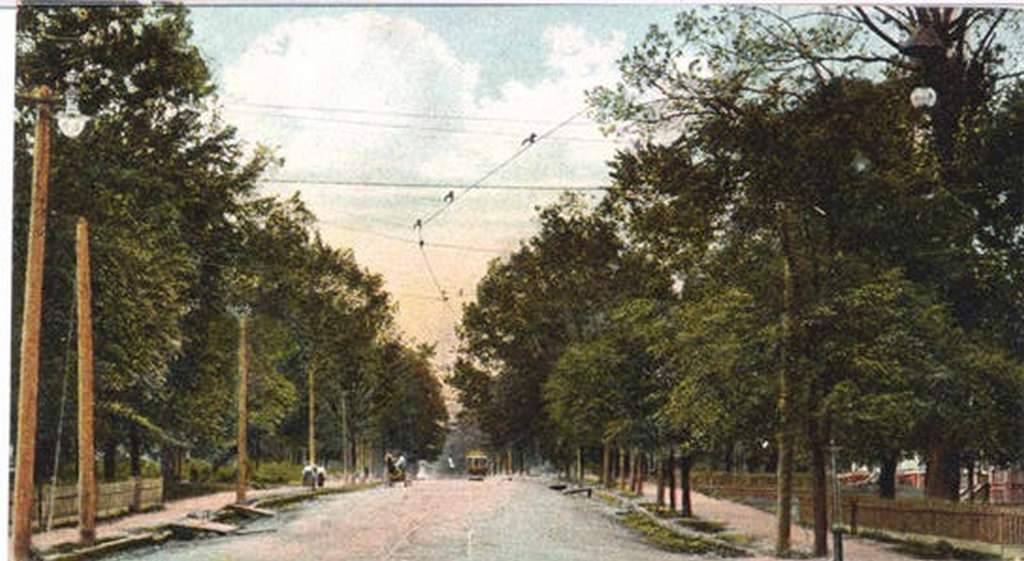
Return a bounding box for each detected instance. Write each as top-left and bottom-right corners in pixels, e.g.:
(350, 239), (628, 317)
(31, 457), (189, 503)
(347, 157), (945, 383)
(185, 5), (685, 370)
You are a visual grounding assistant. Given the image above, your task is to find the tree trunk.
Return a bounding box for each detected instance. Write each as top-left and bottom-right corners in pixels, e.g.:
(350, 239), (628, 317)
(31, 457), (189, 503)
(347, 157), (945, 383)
(160, 446), (175, 502)
(102, 440), (117, 482)
(668, 447), (677, 513)
(879, 453), (898, 499)
(680, 455), (693, 517)
(129, 428), (141, 477)
(629, 448), (637, 492)
(619, 447), (627, 490)
(925, 438), (961, 501)
(809, 423), (828, 557)
(602, 443), (611, 487)
(637, 452), (645, 497)
(656, 448), (666, 508)
(967, 460), (975, 502)
(128, 429), (141, 514)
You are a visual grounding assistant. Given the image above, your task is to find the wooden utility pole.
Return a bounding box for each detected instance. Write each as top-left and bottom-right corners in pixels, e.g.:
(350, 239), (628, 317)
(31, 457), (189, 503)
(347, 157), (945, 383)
(776, 202), (798, 556)
(236, 314), (248, 503)
(308, 367), (315, 466)
(341, 391), (350, 479)
(76, 218), (97, 545)
(12, 87), (54, 561)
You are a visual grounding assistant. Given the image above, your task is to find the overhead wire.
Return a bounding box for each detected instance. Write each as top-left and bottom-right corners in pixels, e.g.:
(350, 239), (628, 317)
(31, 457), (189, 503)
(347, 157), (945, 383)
(408, 108), (588, 309)
(418, 244), (459, 317)
(322, 222), (506, 255)
(260, 178), (610, 192)
(417, 109), (587, 229)
(227, 100), (599, 127)
(223, 107), (613, 144)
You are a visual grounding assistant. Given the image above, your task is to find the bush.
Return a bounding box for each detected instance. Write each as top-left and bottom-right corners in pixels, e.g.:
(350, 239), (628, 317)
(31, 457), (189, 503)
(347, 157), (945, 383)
(183, 458), (212, 482)
(212, 464), (237, 483)
(252, 461), (301, 485)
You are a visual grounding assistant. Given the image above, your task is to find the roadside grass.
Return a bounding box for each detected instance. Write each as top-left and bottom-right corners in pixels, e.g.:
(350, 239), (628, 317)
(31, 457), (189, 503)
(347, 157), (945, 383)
(598, 492), (622, 507)
(856, 530), (1001, 560)
(620, 511), (749, 557)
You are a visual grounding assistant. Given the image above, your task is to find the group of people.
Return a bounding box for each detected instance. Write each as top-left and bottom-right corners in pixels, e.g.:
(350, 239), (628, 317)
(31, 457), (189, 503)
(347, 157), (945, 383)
(384, 452), (410, 487)
(301, 453), (412, 488)
(302, 464), (327, 488)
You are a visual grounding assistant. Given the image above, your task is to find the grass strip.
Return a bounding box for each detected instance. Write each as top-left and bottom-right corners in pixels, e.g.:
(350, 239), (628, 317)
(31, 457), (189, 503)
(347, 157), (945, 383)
(620, 510), (749, 557)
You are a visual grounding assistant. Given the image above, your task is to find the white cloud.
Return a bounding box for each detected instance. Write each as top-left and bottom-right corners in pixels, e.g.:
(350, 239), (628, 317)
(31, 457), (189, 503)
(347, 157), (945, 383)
(217, 13), (630, 354)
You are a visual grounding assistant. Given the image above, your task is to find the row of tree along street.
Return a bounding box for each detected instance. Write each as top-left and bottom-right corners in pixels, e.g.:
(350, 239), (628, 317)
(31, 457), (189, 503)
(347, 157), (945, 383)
(12, 4), (448, 506)
(450, 7), (1024, 557)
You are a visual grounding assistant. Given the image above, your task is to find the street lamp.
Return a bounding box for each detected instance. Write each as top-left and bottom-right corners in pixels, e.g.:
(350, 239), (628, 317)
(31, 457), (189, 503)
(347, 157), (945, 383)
(12, 73), (91, 561)
(57, 71), (90, 138)
(910, 86), (938, 109)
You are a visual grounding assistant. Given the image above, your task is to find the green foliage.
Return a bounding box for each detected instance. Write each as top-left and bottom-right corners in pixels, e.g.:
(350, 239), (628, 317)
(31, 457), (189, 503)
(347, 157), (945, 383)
(12, 6), (448, 487)
(252, 461), (301, 485)
(455, 195), (669, 457)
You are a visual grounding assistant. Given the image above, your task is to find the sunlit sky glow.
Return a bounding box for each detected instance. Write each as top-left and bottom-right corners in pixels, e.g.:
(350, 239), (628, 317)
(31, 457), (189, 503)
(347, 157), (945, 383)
(187, 5), (686, 368)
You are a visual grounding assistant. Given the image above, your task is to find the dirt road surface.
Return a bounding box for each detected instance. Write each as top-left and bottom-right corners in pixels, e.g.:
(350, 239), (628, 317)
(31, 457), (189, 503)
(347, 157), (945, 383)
(111, 477), (695, 561)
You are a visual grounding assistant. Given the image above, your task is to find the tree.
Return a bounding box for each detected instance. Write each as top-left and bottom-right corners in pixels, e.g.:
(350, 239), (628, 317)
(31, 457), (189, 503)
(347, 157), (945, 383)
(594, 28), (1023, 547)
(457, 195), (668, 462)
(14, 5), (268, 487)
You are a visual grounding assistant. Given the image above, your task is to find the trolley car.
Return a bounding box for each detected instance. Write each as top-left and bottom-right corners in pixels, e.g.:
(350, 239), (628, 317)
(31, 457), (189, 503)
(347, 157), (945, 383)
(466, 450), (489, 480)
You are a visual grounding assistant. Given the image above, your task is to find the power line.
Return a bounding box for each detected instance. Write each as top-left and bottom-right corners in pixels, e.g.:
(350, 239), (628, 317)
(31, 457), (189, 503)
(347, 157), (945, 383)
(223, 107), (614, 144)
(394, 292), (472, 302)
(416, 109), (586, 229)
(260, 178), (610, 192)
(227, 100), (599, 127)
(322, 221), (506, 255)
(418, 245), (458, 316)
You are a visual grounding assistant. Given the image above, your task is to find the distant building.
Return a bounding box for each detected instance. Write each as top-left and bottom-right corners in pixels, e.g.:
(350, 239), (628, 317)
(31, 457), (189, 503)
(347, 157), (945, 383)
(894, 456), (1024, 504)
(988, 467), (1024, 504)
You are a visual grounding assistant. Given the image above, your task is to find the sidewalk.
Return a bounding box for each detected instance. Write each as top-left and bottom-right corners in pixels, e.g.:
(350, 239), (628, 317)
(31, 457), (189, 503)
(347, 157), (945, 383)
(32, 478), (366, 552)
(637, 484), (918, 560)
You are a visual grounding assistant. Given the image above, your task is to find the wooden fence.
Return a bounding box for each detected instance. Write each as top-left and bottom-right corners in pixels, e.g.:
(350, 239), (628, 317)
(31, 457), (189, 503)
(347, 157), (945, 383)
(33, 477), (162, 529)
(691, 477), (1024, 546)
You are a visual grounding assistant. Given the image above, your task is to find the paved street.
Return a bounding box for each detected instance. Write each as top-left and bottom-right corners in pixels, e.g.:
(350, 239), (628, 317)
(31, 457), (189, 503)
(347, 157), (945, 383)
(112, 477), (689, 561)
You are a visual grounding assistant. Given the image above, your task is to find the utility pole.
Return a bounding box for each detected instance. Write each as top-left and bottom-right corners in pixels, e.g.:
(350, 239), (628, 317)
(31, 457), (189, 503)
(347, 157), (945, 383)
(341, 391), (350, 479)
(308, 366), (315, 466)
(76, 218), (97, 545)
(12, 86), (54, 561)
(236, 313), (248, 503)
(776, 202), (798, 557)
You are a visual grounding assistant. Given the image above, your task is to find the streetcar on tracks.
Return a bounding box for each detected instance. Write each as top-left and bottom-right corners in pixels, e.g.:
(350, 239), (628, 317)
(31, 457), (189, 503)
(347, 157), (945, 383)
(466, 450), (489, 480)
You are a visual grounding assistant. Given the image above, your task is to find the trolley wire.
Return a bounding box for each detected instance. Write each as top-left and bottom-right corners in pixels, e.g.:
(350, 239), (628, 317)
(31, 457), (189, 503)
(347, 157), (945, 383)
(260, 178), (610, 192)
(418, 245), (458, 316)
(323, 222), (505, 255)
(225, 107), (612, 144)
(227, 100), (599, 127)
(416, 109), (586, 229)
